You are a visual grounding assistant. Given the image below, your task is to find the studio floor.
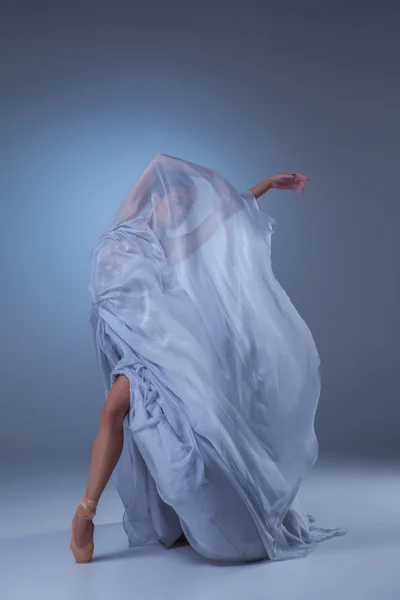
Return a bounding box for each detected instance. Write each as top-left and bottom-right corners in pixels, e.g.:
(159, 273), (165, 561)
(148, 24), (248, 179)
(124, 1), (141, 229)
(0, 457), (399, 600)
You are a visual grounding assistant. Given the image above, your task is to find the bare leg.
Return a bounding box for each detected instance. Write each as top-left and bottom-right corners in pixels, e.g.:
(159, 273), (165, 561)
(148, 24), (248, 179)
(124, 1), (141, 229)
(72, 374), (130, 549)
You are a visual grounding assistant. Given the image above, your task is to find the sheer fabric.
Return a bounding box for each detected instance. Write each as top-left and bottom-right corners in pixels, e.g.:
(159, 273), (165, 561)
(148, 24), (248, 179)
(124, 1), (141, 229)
(89, 153), (346, 562)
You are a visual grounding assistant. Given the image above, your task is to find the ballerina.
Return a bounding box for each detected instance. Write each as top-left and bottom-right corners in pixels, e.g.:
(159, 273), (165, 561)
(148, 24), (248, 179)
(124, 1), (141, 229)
(70, 154), (345, 563)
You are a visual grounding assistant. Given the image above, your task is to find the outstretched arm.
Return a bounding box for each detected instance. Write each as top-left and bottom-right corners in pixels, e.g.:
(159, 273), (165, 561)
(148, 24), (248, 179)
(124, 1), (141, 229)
(249, 176), (274, 200)
(250, 172), (308, 200)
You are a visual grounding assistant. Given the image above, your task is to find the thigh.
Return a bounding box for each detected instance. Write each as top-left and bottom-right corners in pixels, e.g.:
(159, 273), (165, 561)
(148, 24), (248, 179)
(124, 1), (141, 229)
(103, 374), (130, 421)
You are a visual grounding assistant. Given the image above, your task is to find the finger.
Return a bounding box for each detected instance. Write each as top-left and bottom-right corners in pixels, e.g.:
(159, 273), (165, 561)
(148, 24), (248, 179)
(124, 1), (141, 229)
(289, 172), (308, 181)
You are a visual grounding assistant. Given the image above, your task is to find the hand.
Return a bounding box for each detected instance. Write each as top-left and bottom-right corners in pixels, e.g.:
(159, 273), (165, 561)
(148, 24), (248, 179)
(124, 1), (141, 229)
(268, 172), (308, 194)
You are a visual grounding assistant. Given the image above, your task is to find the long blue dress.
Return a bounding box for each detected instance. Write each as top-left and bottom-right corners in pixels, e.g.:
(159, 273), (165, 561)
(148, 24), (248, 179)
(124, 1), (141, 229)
(89, 156), (346, 562)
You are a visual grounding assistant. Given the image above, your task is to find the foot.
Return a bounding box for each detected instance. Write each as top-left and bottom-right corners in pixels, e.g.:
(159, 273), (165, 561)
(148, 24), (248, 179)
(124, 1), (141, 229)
(70, 496), (97, 563)
(176, 532), (189, 545)
(72, 511), (94, 548)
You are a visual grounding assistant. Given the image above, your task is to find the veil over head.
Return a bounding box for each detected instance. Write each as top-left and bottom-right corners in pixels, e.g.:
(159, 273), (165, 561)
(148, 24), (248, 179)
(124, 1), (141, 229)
(105, 153), (259, 262)
(89, 154), (346, 562)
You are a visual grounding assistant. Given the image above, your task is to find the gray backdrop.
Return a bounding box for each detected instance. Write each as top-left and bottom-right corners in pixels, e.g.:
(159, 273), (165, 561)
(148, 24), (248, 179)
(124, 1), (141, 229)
(1, 0), (399, 466)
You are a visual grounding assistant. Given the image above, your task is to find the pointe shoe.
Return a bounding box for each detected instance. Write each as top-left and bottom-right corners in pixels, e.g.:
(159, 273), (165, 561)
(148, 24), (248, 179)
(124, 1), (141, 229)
(70, 496), (98, 563)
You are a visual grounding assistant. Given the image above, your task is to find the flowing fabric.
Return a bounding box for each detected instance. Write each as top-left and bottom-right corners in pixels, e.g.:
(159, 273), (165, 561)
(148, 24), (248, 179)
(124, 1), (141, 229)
(89, 153), (346, 562)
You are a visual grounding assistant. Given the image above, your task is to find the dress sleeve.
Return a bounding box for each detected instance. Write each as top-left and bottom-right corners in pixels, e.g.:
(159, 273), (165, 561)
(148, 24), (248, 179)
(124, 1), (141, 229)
(240, 190), (258, 209)
(239, 190), (276, 235)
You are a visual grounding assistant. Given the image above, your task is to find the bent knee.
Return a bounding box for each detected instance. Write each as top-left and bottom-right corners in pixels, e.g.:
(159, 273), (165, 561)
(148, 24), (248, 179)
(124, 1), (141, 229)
(101, 374), (130, 425)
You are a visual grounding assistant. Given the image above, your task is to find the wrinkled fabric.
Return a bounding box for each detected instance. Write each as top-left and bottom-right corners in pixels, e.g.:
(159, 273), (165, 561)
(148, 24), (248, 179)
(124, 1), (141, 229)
(89, 154), (346, 562)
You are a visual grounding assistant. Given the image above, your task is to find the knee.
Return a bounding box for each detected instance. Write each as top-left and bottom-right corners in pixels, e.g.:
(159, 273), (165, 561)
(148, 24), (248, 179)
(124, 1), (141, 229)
(101, 375), (130, 428)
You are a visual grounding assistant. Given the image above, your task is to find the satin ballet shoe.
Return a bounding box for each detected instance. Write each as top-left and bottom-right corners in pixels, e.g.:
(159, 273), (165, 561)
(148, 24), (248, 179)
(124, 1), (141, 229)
(70, 496), (98, 563)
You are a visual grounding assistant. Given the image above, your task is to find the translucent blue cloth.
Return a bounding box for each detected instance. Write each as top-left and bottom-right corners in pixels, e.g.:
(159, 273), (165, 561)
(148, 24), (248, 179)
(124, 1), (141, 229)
(89, 154), (346, 562)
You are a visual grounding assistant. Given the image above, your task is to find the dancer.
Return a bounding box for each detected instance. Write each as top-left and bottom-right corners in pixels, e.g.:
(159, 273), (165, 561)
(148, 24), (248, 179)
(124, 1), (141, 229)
(70, 154), (345, 564)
